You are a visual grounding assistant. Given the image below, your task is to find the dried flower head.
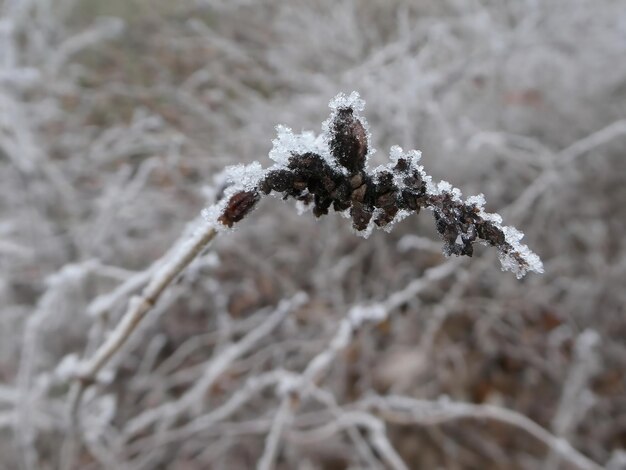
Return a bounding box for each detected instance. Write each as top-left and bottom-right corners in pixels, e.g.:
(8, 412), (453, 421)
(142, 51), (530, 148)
(205, 92), (544, 278)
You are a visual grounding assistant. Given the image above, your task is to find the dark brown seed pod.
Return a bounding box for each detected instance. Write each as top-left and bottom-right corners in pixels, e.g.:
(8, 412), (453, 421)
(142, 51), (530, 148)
(218, 190), (261, 228)
(329, 108), (368, 173)
(351, 203), (373, 231)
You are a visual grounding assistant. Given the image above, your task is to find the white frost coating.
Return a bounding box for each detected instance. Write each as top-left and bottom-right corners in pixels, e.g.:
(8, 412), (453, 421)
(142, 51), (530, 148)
(383, 209), (411, 233)
(389, 146), (423, 193)
(200, 192), (234, 233)
(389, 145), (422, 168)
(275, 374), (302, 397)
(294, 199), (313, 215)
(54, 354), (80, 381)
(481, 211), (503, 225)
(201, 162), (265, 232)
(432, 180), (462, 201)
(498, 231), (544, 279)
(437, 181), (453, 194)
(202, 91), (542, 278)
(389, 145), (404, 162)
(269, 125), (327, 167)
(418, 167), (436, 194)
(348, 304), (388, 326)
(503, 226), (524, 245)
(223, 161), (265, 191)
(467, 194), (486, 208)
(425, 184), (543, 278)
(450, 187), (462, 201)
(461, 204), (543, 278)
(328, 90), (365, 112)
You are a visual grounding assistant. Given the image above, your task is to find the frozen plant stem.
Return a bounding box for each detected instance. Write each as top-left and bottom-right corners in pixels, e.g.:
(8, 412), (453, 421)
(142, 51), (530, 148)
(68, 91), (544, 438)
(205, 91), (543, 279)
(68, 222), (217, 426)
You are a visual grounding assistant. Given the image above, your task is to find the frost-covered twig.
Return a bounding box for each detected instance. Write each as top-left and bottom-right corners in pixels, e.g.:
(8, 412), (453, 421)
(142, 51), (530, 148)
(303, 259), (458, 388)
(508, 119), (626, 218)
(68, 221), (218, 425)
(17, 261), (99, 470)
(360, 395), (602, 470)
(257, 398), (292, 470)
(546, 330), (600, 469)
(289, 411), (409, 470)
(206, 91), (543, 279)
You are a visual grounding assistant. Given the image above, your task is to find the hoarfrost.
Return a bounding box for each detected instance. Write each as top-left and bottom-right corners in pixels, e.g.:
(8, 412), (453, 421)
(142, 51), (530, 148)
(503, 226), (524, 245)
(202, 201), (229, 232)
(481, 211), (503, 225)
(431, 181), (462, 201)
(348, 303), (388, 327)
(451, 187), (463, 201)
(389, 145), (404, 163)
(390, 145), (422, 166)
(437, 181), (453, 194)
(294, 199), (313, 215)
(201, 162), (265, 231)
(498, 229), (545, 279)
(54, 353), (79, 380)
(223, 161), (265, 191)
(385, 209), (411, 232)
(467, 194), (486, 209)
(328, 90), (365, 112)
(269, 125), (327, 167)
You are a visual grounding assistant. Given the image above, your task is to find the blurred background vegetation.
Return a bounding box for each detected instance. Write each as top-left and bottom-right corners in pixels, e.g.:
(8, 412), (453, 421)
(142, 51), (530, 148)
(1, 0), (625, 468)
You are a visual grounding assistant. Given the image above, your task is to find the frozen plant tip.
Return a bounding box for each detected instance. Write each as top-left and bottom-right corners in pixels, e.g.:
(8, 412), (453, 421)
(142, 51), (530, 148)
(204, 92), (543, 278)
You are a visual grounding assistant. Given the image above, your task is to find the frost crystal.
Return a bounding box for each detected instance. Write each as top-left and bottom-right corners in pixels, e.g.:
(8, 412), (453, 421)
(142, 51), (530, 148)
(223, 161), (265, 191)
(437, 181), (453, 193)
(481, 211), (503, 225)
(328, 90), (365, 112)
(467, 194), (486, 209)
(269, 125), (327, 167)
(498, 225), (544, 278)
(499, 247), (544, 279)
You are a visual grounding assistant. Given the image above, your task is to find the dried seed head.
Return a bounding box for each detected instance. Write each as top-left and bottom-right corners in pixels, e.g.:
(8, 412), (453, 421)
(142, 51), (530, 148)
(206, 92), (543, 278)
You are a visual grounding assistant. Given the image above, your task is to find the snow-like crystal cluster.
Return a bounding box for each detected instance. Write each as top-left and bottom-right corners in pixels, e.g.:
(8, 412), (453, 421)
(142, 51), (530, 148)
(498, 227), (545, 279)
(327, 90), (365, 112)
(269, 125), (328, 167)
(466, 194), (486, 209)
